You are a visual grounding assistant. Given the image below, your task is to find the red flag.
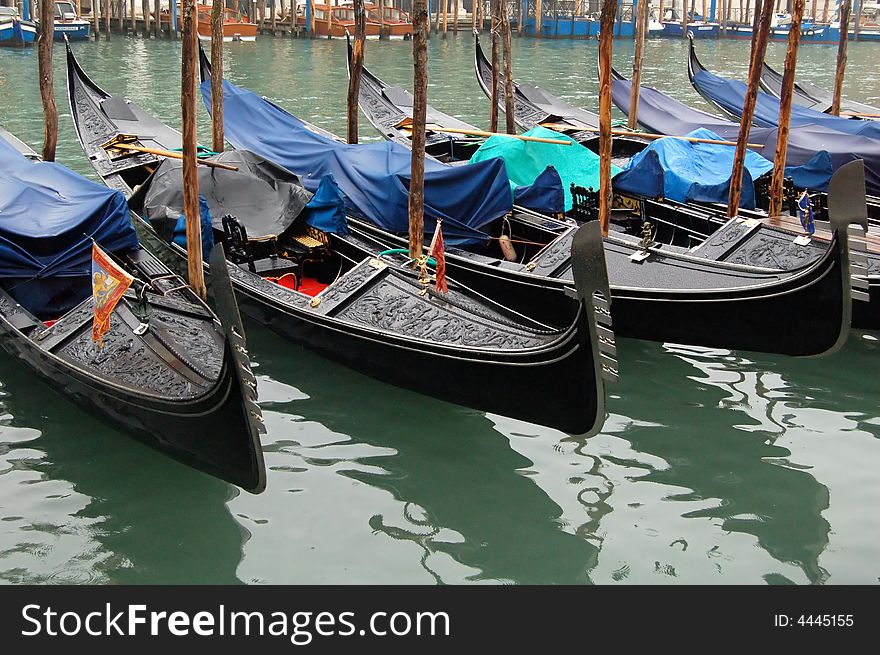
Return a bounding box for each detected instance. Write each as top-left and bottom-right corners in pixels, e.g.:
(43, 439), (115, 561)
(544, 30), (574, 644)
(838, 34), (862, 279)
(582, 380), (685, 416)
(92, 243), (134, 346)
(429, 221), (448, 294)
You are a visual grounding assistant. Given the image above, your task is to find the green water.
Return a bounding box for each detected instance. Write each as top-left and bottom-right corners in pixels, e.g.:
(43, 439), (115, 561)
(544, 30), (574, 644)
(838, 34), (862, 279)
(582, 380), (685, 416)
(1, 34), (879, 585)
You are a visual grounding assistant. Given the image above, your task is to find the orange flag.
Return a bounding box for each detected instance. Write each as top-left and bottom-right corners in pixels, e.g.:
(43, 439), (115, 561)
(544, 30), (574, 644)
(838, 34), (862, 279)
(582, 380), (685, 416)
(92, 243), (134, 346)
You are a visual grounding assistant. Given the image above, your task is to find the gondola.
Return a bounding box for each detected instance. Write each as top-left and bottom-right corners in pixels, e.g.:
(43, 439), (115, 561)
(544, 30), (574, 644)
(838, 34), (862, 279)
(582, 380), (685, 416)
(687, 36), (880, 142)
(347, 38), (482, 162)
(65, 44), (613, 437)
(0, 126), (266, 493)
(472, 34), (646, 164)
(759, 60), (880, 120)
(336, 45), (860, 354)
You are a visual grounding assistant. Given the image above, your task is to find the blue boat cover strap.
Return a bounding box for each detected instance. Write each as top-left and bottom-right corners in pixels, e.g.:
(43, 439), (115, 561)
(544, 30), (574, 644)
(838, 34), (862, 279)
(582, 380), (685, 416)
(200, 78), (523, 246)
(0, 135), (138, 318)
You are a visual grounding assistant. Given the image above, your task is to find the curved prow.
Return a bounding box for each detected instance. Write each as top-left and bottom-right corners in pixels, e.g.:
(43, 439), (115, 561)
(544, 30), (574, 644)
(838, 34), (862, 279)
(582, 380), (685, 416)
(473, 32), (492, 100)
(570, 220), (616, 436)
(758, 60), (784, 97)
(208, 243), (267, 494)
(686, 31), (703, 87)
(828, 160), (871, 352)
(198, 40), (212, 83)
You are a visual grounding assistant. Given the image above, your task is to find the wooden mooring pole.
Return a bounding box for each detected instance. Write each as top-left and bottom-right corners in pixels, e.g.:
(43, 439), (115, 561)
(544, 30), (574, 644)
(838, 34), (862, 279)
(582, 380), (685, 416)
(348, 0), (366, 144)
(500, 0), (514, 134)
(727, 0), (772, 217)
(211, 0), (225, 152)
(489, 0), (500, 132)
(92, 0), (99, 39)
(598, 0), (617, 238)
(629, 0), (648, 130)
(409, 0), (429, 261)
(181, 0), (207, 299)
(831, 0), (851, 115)
(39, 0), (57, 162)
(768, 0), (804, 217)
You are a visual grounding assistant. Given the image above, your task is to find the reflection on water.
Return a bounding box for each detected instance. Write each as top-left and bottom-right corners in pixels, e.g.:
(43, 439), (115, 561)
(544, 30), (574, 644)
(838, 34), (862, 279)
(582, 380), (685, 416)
(0, 34), (878, 585)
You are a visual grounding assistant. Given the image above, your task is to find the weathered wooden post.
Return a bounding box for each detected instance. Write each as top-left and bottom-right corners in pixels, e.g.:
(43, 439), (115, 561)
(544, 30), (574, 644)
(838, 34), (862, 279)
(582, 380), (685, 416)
(142, 0), (150, 36)
(327, 0), (334, 37)
(500, 0), (515, 133)
(853, 0), (862, 41)
(535, 0), (544, 39)
(92, 0), (99, 39)
(211, 0), (224, 152)
(598, 0), (617, 237)
(831, 0), (851, 115)
(103, 0), (110, 36)
(39, 0), (57, 162)
(629, 0), (648, 130)
(442, 0), (447, 36)
(129, 0), (135, 32)
(409, 0), (428, 260)
(116, 0), (123, 32)
(489, 0), (500, 131)
(727, 0), (772, 217)
(453, 0), (458, 32)
(822, 0), (829, 23)
(768, 0), (803, 217)
(154, 0), (160, 36)
(681, 0), (688, 37)
(348, 0), (366, 143)
(271, 0), (277, 33)
(181, 0), (207, 299)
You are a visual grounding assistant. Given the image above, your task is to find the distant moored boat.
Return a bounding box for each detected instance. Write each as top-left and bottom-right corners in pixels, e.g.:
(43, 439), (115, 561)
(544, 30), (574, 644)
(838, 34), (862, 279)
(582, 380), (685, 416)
(0, 5), (36, 47)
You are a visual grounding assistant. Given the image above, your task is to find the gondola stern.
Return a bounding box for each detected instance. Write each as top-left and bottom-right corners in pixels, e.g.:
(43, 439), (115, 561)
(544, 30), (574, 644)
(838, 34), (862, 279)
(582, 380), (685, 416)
(827, 161), (871, 352)
(208, 243), (267, 494)
(569, 221), (616, 437)
(198, 40), (211, 83)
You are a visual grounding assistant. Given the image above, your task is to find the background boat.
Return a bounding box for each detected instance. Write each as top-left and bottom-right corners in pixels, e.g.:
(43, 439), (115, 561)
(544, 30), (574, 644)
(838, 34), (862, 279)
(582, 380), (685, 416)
(0, 5), (36, 47)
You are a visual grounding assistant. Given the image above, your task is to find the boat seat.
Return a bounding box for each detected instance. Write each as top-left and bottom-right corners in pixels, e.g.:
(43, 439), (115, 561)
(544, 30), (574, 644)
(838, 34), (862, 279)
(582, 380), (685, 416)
(101, 96), (138, 122)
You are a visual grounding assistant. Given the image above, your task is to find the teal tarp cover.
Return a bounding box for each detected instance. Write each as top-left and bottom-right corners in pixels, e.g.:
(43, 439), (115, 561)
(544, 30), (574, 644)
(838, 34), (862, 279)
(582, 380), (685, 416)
(468, 126), (622, 211)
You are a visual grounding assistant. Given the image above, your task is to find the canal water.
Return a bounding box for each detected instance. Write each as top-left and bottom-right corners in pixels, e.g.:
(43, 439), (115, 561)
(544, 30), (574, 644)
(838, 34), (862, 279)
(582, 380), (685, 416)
(0, 34), (878, 585)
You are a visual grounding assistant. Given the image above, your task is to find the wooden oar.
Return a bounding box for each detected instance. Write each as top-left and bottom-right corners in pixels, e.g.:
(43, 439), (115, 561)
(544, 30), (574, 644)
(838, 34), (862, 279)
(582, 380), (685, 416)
(423, 124), (573, 145)
(101, 136), (239, 171)
(840, 111), (880, 118)
(541, 122), (764, 148)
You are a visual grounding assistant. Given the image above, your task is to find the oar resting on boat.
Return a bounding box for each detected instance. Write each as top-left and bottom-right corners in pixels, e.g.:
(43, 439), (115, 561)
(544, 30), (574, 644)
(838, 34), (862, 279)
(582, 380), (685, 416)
(207, 42), (866, 355)
(67, 41), (616, 437)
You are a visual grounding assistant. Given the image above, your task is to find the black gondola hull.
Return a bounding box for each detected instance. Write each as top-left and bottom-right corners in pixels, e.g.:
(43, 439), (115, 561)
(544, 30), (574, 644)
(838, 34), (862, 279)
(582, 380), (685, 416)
(134, 221), (602, 435)
(0, 317), (264, 490)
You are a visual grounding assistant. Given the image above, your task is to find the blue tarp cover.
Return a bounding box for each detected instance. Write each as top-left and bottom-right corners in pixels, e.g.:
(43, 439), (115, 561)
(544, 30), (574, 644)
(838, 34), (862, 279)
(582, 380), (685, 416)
(0, 135), (138, 318)
(201, 79), (521, 245)
(613, 128), (833, 207)
(610, 77), (874, 195)
(513, 166), (566, 215)
(691, 67), (880, 140)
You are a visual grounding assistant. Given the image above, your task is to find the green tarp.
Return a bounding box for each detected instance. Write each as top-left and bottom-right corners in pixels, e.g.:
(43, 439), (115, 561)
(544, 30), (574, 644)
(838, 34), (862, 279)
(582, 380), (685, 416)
(469, 126), (621, 211)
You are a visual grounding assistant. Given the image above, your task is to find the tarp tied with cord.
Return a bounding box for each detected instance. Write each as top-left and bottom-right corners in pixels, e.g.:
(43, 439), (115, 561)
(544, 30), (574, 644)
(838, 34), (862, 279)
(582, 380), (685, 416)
(613, 128), (834, 207)
(0, 135), (138, 319)
(201, 78), (554, 246)
(469, 126), (622, 211)
(610, 77), (873, 195)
